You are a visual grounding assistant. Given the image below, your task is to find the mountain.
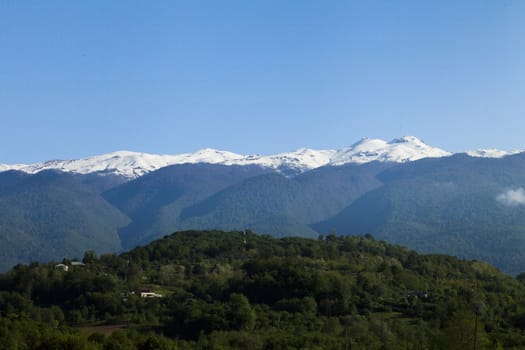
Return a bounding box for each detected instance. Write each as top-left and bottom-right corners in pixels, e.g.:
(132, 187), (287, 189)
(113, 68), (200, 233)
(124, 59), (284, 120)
(3, 136), (525, 274)
(313, 153), (525, 275)
(329, 136), (451, 164)
(103, 163), (271, 248)
(177, 163), (390, 237)
(103, 162), (389, 246)
(0, 136), (453, 179)
(465, 148), (524, 158)
(0, 170), (129, 272)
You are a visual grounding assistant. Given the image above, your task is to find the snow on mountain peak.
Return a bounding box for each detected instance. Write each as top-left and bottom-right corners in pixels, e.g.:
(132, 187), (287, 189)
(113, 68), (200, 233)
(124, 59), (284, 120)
(15, 151), (175, 178)
(329, 136), (451, 165)
(0, 164), (13, 172)
(465, 149), (524, 158)
(5, 136), (518, 180)
(173, 148), (244, 164)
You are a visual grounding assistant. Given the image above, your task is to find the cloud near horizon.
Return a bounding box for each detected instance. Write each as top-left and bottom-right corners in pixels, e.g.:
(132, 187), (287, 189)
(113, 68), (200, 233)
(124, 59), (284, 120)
(497, 188), (525, 206)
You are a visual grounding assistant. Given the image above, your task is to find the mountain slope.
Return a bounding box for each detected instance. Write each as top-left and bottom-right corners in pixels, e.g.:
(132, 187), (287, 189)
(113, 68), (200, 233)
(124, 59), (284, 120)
(0, 170), (129, 271)
(313, 153), (525, 274)
(177, 163), (390, 236)
(103, 163), (271, 248)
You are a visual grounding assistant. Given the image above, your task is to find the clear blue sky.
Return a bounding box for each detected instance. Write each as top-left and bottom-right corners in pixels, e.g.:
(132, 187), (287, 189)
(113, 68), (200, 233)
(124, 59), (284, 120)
(1, 0), (524, 163)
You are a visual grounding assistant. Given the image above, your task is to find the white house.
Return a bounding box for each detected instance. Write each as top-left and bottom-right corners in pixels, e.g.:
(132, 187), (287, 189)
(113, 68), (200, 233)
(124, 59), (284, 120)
(54, 263), (69, 272)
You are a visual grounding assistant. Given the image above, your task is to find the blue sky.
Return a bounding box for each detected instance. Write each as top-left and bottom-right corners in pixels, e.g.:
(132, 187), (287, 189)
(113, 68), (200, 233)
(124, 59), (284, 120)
(1, 0), (524, 163)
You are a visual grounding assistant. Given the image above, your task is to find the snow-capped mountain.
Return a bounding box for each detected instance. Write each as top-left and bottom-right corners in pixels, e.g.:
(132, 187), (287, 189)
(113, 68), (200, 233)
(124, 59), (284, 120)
(0, 164), (11, 172)
(329, 136), (451, 165)
(0, 150), (248, 179)
(0, 163), (26, 172)
(0, 148), (336, 179)
(0, 136), (519, 180)
(465, 149), (524, 158)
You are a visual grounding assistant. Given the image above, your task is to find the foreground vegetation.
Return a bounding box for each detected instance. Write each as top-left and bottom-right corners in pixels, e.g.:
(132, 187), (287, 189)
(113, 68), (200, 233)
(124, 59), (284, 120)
(2, 230), (525, 349)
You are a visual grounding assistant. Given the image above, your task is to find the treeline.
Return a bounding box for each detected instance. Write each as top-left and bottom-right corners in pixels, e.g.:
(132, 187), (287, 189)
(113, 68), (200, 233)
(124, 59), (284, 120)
(2, 230), (525, 349)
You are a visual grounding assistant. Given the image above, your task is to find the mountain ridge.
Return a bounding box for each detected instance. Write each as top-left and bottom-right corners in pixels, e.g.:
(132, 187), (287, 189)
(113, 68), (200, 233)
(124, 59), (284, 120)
(3, 135), (514, 179)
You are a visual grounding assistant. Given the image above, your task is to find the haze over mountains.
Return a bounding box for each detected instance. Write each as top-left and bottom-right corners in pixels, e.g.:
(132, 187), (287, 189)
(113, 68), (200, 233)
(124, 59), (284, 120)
(2, 136), (525, 274)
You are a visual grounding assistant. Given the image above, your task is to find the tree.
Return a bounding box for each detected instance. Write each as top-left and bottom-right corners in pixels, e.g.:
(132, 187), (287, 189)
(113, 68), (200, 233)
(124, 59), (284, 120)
(227, 293), (256, 331)
(83, 250), (98, 265)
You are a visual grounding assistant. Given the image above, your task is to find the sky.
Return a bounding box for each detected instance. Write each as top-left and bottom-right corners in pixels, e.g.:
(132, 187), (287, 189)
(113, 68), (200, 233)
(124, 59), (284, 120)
(1, 0), (524, 164)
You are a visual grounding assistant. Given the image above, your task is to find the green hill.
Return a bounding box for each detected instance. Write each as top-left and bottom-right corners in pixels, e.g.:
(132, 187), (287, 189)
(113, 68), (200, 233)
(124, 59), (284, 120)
(2, 230), (525, 349)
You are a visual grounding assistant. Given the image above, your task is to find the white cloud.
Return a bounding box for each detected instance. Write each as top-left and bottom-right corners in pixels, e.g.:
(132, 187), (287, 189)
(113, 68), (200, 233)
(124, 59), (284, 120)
(497, 188), (525, 206)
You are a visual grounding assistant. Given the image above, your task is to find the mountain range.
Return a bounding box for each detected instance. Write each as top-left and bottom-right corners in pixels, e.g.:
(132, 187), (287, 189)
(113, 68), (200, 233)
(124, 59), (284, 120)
(1, 136), (525, 274)
(0, 136), (455, 179)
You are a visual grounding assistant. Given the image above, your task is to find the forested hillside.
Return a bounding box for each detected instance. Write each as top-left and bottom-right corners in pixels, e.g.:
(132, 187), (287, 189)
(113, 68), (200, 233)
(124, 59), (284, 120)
(314, 153), (525, 275)
(0, 170), (128, 272)
(102, 163), (270, 248)
(2, 230), (525, 349)
(177, 163), (387, 238)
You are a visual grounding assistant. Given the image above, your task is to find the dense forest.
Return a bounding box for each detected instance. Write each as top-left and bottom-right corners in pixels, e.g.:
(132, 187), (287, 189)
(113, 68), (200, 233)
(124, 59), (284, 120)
(2, 230), (525, 349)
